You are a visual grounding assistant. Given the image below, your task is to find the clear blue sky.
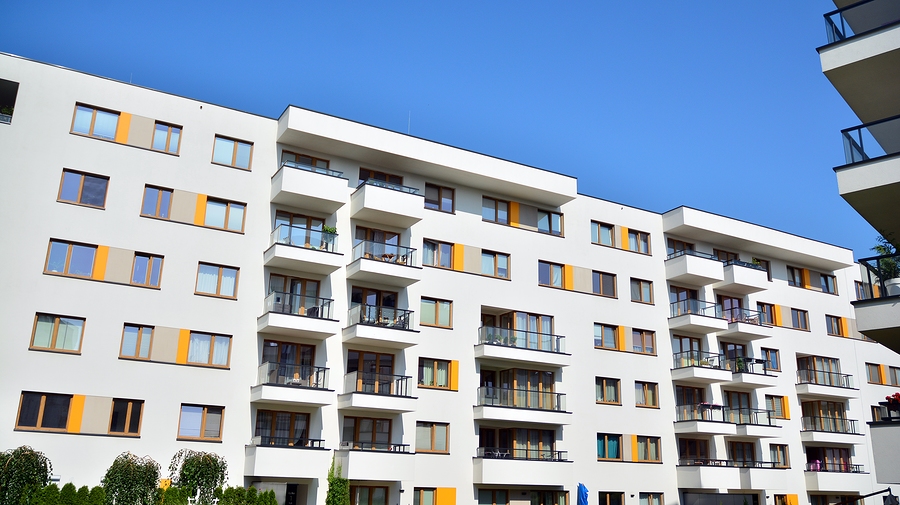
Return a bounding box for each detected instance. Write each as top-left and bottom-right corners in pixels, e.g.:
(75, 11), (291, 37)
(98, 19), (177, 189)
(1, 1), (878, 258)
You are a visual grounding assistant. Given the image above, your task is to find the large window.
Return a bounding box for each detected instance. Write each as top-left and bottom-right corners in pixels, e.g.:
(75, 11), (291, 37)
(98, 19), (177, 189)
(636, 436), (661, 462)
(632, 329), (655, 355)
(140, 186), (172, 219)
(351, 486), (389, 505)
(765, 395), (787, 419)
(358, 168), (402, 186)
(595, 377), (620, 405)
(821, 274), (837, 294)
(537, 210), (563, 235)
(425, 184), (454, 213)
(639, 494), (662, 505)
(635, 382), (658, 408)
(71, 104), (118, 140)
(667, 238), (694, 256)
(420, 298), (451, 328)
(758, 302), (775, 324)
(596, 433), (622, 460)
(342, 416), (392, 450)
(418, 358), (450, 389)
(790, 308), (809, 330)
(866, 363), (883, 384)
(762, 348), (780, 371)
(187, 332), (231, 367)
(630, 278), (653, 303)
(592, 222), (615, 247)
(45, 240), (96, 278)
(131, 254), (163, 287)
(177, 404), (223, 441)
(204, 199), (245, 232)
(770, 444), (789, 468)
(30, 313), (84, 353)
(787, 266), (802, 287)
(195, 263), (239, 298)
(423, 240), (453, 269)
(212, 135), (252, 169)
(415, 421), (449, 453)
(628, 230), (650, 254)
(594, 324), (617, 350)
(599, 494), (623, 505)
(482, 251), (510, 278)
(482, 197), (509, 224)
(109, 399), (143, 436)
(593, 271), (616, 297)
(16, 392), (71, 431)
(120, 324), (152, 360)
(255, 410), (309, 446)
(826, 315), (843, 336)
(415, 489), (436, 505)
(152, 122), (181, 154)
(538, 261), (564, 288)
(283, 151), (330, 170)
(58, 169), (108, 208)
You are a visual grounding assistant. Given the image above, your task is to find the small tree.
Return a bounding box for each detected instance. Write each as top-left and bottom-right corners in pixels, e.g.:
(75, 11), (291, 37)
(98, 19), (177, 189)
(0, 445), (53, 505)
(36, 483), (61, 505)
(168, 449), (227, 505)
(259, 490), (278, 505)
(59, 483), (78, 505)
(88, 486), (106, 505)
(325, 457), (350, 505)
(101, 452), (160, 505)
(874, 235), (899, 279)
(76, 486), (90, 505)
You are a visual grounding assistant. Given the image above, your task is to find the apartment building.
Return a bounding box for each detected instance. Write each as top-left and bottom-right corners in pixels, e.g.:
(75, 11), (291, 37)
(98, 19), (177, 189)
(1, 51), (899, 505)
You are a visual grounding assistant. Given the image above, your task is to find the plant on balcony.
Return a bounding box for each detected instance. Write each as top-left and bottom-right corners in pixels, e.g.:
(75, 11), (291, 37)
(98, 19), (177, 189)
(874, 235), (900, 280)
(102, 452), (160, 505)
(885, 392), (900, 411)
(0, 105), (13, 116)
(325, 456), (350, 505)
(0, 445), (53, 505)
(168, 449), (227, 505)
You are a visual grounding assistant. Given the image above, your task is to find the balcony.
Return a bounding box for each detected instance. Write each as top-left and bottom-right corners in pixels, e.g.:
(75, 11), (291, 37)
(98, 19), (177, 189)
(473, 449), (571, 485)
(474, 387), (571, 425)
(853, 252), (900, 353)
(350, 179), (424, 229)
(718, 308), (773, 341)
(250, 362), (334, 406)
(474, 326), (570, 368)
(337, 371), (416, 412)
(270, 160), (349, 214)
(665, 250), (725, 285)
(342, 305), (417, 348)
(263, 225), (343, 275)
(796, 370), (857, 398)
(676, 460), (741, 489)
(334, 443), (414, 481)
(713, 261), (769, 294)
(257, 291), (339, 340)
(670, 351), (732, 383)
(870, 402), (900, 483)
(668, 300), (728, 334)
(244, 438), (331, 479)
(674, 404), (737, 435)
(800, 416), (863, 444)
(804, 461), (868, 492)
(346, 240), (420, 287)
(728, 408), (781, 438)
(723, 357), (778, 388)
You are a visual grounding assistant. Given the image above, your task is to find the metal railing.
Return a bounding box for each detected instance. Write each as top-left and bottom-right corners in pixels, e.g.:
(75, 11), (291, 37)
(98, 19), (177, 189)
(678, 459), (780, 468)
(725, 357), (771, 375)
(270, 224), (338, 252)
(672, 350), (726, 370)
(670, 299), (722, 319)
(0, 113), (10, 125)
(477, 387), (566, 411)
(253, 435), (325, 449)
(722, 307), (765, 325)
(801, 416), (859, 434)
(478, 326), (566, 353)
(666, 249), (719, 261)
(797, 369), (854, 388)
(348, 304), (413, 329)
(857, 252), (900, 299)
(841, 114), (900, 165)
(725, 408), (776, 426)
(281, 159), (344, 177)
(874, 402), (900, 422)
(357, 178), (420, 195)
(265, 291), (333, 319)
(806, 461), (864, 473)
(339, 440), (410, 452)
(351, 240), (416, 266)
(723, 259), (767, 272)
(676, 404), (726, 423)
(824, 0), (900, 44)
(476, 447), (568, 461)
(257, 362), (329, 389)
(344, 371), (412, 397)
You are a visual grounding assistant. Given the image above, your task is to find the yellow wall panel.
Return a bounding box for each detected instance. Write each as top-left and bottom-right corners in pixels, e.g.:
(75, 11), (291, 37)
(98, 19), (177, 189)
(786, 495), (798, 505)
(453, 244), (465, 272)
(630, 434), (638, 462)
(92, 245), (109, 281)
(781, 397), (790, 419)
(773, 305), (783, 327)
(450, 360), (459, 391)
(563, 264), (574, 290)
(840, 317), (849, 337)
(67, 395), (85, 433)
(509, 201), (520, 227)
(620, 227), (629, 250)
(175, 329), (191, 364)
(114, 112), (131, 143)
(801, 269), (812, 289)
(616, 326), (626, 351)
(193, 194), (208, 226)
(436, 488), (457, 505)
(880, 364), (887, 384)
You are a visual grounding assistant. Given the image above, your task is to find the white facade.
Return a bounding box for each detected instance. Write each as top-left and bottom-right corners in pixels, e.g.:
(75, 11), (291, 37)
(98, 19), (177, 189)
(1, 52), (899, 505)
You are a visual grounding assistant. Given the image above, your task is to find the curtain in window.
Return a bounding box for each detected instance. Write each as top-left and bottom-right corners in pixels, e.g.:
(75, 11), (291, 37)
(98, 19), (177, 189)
(204, 408), (222, 438)
(436, 361), (449, 387)
(371, 488), (387, 505)
(437, 302), (450, 327)
(605, 382), (616, 402)
(635, 383), (645, 405)
(434, 425), (447, 451)
(423, 241), (435, 265)
(551, 265), (562, 287)
(188, 333), (211, 363)
(644, 384), (655, 406)
(255, 411), (272, 437)
(56, 317), (83, 350)
(197, 265), (219, 294)
(220, 268), (237, 297)
(416, 423), (432, 450)
(420, 300), (435, 325)
(179, 406), (203, 437)
(421, 362), (434, 386)
(481, 253), (494, 275)
(648, 439), (658, 460)
(212, 337), (230, 365)
(638, 439), (647, 460)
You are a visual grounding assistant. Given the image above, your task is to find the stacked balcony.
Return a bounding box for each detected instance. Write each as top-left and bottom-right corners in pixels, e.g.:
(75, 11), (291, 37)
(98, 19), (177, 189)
(263, 224), (343, 275)
(853, 251), (900, 353)
(257, 291), (339, 339)
(665, 250), (725, 285)
(713, 260), (769, 294)
(804, 460), (869, 492)
(674, 404), (777, 436)
(342, 304), (417, 348)
(333, 441), (414, 481)
(800, 416), (864, 444)
(718, 307), (773, 341)
(271, 160), (349, 213)
(668, 299), (728, 333)
(795, 370), (857, 398)
(350, 179), (424, 228)
(244, 436), (331, 479)
(346, 240), (421, 287)
(676, 458), (788, 490)
(473, 387), (570, 424)
(474, 326), (570, 368)
(337, 371), (416, 412)
(473, 447), (571, 486)
(250, 362), (334, 406)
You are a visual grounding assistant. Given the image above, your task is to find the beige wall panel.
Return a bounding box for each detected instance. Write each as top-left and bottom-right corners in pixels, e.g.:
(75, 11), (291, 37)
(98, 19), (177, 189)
(463, 245), (482, 274)
(150, 326), (180, 363)
(126, 114), (155, 149)
(169, 190), (197, 224)
(518, 203), (538, 230)
(80, 395), (113, 435)
(104, 247), (134, 284)
(809, 271), (822, 291)
(848, 318), (864, 340)
(572, 265), (593, 294)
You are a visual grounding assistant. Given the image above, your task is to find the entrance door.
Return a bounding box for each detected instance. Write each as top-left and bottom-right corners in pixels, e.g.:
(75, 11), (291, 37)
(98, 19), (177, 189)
(285, 484), (298, 505)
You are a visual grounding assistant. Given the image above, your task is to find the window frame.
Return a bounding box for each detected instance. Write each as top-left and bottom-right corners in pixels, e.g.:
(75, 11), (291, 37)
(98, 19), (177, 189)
(592, 221), (615, 247)
(418, 358), (451, 389)
(120, 324), (153, 360)
(628, 230), (651, 255)
(635, 381), (659, 408)
(890, 366), (900, 386)
(108, 398), (143, 436)
(255, 409), (310, 446)
(594, 324), (618, 350)
(204, 198), (246, 233)
(57, 169), (109, 209)
(595, 377), (621, 405)
(186, 332), (232, 368)
(177, 404), (224, 441)
(866, 363), (883, 384)
(44, 240), (97, 278)
(592, 270), (617, 297)
(70, 104), (119, 140)
(424, 183), (455, 213)
(140, 185), (173, 220)
(765, 395), (787, 419)
(538, 261), (564, 288)
(821, 274), (838, 295)
(482, 196), (509, 225)
(420, 298), (452, 328)
(596, 433), (623, 460)
(790, 308), (809, 330)
(423, 240), (454, 269)
(15, 392), (72, 432)
(195, 263), (240, 299)
(599, 493), (624, 505)
(211, 135), (253, 170)
(636, 436), (662, 462)
(752, 257), (772, 281)
(787, 266), (802, 287)
(358, 168), (403, 186)
(762, 348), (781, 371)
(632, 329), (656, 355)
(30, 313), (85, 354)
(825, 315), (843, 336)
(758, 302), (775, 325)
(481, 250), (510, 279)
(769, 443), (790, 468)
(536, 209), (563, 236)
(131, 253), (164, 288)
(630, 278), (653, 304)
(152, 122), (182, 154)
(639, 494), (663, 505)
(415, 421), (449, 453)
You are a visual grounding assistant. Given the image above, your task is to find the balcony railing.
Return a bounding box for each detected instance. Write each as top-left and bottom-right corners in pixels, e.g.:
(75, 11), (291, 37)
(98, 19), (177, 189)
(806, 461), (864, 473)
(477, 387), (566, 411)
(271, 224), (338, 252)
(841, 114), (900, 165)
(339, 440), (411, 452)
(257, 362), (329, 389)
(0, 113), (10, 125)
(670, 299), (722, 319)
(351, 240), (416, 266)
(666, 249), (720, 261)
(344, 371), (412, 397)
(722, 307), (765, 325)
(478, 326), (566, 353)
(725, 408), (776, 426)
(358, 178), (421, 195)
(801, 416), (859, 434)
(348, 304), (413, 329)
(281, 159), (344, 178)
(253, 435), (326, 449)
(797, 369), (854, 388)
(857, 252), (900, 299)
(675, 404), (726, 422)
(874, 401), (900, 423)
(678, 458), (780, 468)
(824, 0), (900, 44)
(672, 350), (726, 370)
(722, 259), (767, 272)
(725, 357), (771, 375)
(265, 291), (334, 319)
(476, 447), (568, 461)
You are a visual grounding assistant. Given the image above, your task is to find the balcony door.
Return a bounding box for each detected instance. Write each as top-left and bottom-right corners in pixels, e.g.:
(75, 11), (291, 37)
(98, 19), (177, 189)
(344, 417), (391, 451)
(255, 410), (309, 447)
(802, 401), (846, 432)
(262, 340), (315, 384)
(275, 210), (324, 247)
(723, 390), (751, 423)
(797, 356), (841, 385)
(806, 447), (850, 471)
(718, 295), (742, 321)
(678, 438), (709, 463)
(498, 311), (554, 350)
(355, 226), (400, 258)
(498, 368), (554, 409)
(348, 350), (394, 394)
(359, 168), (403, 186)
(730, 441), (755, 465)
(672, 335), (702, 367)
(675, 386), (705, 420)
(670, 286), (698, 315)
(269, 275), (319, 316)
(351, 486), (389, 505)
(714, 249), (739, 262)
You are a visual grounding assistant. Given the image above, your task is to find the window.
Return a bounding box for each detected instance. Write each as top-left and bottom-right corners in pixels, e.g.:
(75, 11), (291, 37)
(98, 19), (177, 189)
(415, 489), (436, 505)
(152, 122), (181, 154)
(821, 274), (837, 294)
(639, 494), (662, 505)
(636, 436), (661, 462)
(635, 382), (658, 408)
(16, 392), (71, 431)
(628, 230), (650, 254)
(45, 240), (96, 277)
(592, 222), (615, 247)
(787, 266), (802, 287)
(790, 308), (809, 330)
(630, 278), (653, 303)
(667, 238), (694, 256)
(866, 363), (883, 384)
(195, 263), (239, 298)
(592, 271), (616, 297)
(826, 315), (843, 336)
(482, 197), (509, 224)
(204, 199), (245, 232)
(762, 348), (780, 371)
(30, 313), (84, 353)
(343, 416), (392, 449)
(131, 254), (163, 287)
(424, 184), (454, 213)
(58, 169), (108, 208)
(599, 493), (624, 505)
(714, 249), (738, 262)
(753, 257), (772, 281)
(255, 410), (309, 446)
(187, 332), (231, 367)
(109, 399), (143, 436)
(352, 487), (390, 505)
(765, 395), (787, 419)
(538, 261), (564, 288)
(177, 405), (223, 440)
(537, 210), (563, 235)
(420, 298), (452, 328)
(140, 186), (172, 219)
(596, 433), (622, 460)
(358, 168), (402, 186)
(282, 151), (329, 170)
(595, 377), (620, 404)
(855, 281), (867, 300)
(418, 358), (450, 389)
(632, 330), (655, 355)
(594, 324), (617, 349)
(758, 302), (775, 325)
(481, 251), (510, 278)
(423, 240), (453, 269)
(71, 104), (118, 140)
(415, 421), (449, 453)
(679, 438), (709, 461)
(212, 135), (252, 169)
(120, 324), (153, 359)
(770, 444), (789, 468)
(890, 366), (900, 386)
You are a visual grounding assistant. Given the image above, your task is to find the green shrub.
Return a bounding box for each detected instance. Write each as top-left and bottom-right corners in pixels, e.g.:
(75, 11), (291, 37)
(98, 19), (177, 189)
(76, 486), (90, 505)
(0, 446), (53, 505)
(101, 452), (160, 505)
(325, 457), (349, 505)
(87, 486), (105, 505)
(259, 490), (279, 505)
(58, 483), (77, 505)
(168, 450), (227, 505)
(36, 483), (60, 505)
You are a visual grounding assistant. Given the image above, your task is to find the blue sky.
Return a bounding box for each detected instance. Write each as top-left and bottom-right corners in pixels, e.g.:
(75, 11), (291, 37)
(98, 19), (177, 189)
(1, 1), (877, 258)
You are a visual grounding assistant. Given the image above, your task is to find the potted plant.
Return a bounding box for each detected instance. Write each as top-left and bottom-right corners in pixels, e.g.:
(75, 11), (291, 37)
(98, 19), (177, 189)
(873, 235), (900, 296)
(321, 226), (337, 251)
